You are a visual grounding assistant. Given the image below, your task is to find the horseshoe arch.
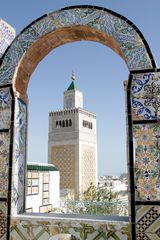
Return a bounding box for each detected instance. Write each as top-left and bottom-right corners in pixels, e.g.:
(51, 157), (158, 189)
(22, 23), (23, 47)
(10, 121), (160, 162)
(0, 5), (159, 240)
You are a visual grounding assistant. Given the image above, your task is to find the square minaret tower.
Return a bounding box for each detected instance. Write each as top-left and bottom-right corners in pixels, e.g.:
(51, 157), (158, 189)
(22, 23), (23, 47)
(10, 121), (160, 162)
(48, 72), (97, 198)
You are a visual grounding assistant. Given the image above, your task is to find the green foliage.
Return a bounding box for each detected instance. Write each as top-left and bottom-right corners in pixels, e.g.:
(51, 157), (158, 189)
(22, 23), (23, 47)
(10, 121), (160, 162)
(63, 182), (121, 216)
(62, 183), (128, 216)
(80, 182), (118, 202)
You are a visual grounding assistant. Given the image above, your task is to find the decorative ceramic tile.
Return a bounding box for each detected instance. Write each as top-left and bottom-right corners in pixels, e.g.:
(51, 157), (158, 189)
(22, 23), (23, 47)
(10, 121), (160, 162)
(11, 170), (26, 214)
(10, 218), (130, 240)
(0, 7), (154, 85)
(131, 72), (160, 96)
(0, 19), (15, 58)
(0, 202), (7, 240)
(132, 97), (156, 121)
(11, 222), (50, 240)
(133, 124), (158, 146)
(11, 99), (27, 214)
(0, 87), (12, 129)
(107, 231), (128, 240)
(31, 16), (57, 36)
(0, 132), (10, 198)
(13, 99), (27, 172)
(133, 124), (160, 201)
(11, 183), (27, 215)
(42, 8), (154, 71)
(0, 132), (10, 172)
(131, 72), (160, 120)
(136, 205), (160, 239)
(0, 173), (8, 199)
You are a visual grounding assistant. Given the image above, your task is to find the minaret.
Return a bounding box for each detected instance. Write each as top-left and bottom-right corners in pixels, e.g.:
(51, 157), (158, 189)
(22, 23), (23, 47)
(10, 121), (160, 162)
(48, 72), (97, 199)
(63, 71), (83, 109)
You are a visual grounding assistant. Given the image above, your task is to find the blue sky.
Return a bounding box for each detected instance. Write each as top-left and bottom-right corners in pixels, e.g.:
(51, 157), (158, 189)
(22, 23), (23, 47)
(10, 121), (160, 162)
(1, 1), (160, 176)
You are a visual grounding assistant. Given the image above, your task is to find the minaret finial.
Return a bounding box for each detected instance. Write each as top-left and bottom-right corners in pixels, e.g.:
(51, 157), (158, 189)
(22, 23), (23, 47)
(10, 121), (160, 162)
(72, 70), (76, 81)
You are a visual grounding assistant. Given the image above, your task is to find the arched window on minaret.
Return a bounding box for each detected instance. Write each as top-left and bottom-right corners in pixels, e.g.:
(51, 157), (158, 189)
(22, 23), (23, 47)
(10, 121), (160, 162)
(56, 121), (59, 128)
(69, 119), (72, 127)
(66, 119), (68, 127)
(62, 120), (65, 127)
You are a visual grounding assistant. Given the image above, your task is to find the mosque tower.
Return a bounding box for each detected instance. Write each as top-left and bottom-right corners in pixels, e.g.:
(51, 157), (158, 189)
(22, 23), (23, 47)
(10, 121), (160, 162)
(48, 72), (97, 198)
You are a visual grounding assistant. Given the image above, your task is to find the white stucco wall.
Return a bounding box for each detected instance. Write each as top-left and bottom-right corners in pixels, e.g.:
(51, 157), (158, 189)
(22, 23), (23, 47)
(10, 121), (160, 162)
(26, 166), (60, 213)
(26, 172), (43, 212)
(49, 171), (60, 208)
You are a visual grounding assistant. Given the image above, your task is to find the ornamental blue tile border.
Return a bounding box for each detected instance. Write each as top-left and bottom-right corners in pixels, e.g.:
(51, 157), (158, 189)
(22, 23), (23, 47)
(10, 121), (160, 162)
(0, 7), (155, 86)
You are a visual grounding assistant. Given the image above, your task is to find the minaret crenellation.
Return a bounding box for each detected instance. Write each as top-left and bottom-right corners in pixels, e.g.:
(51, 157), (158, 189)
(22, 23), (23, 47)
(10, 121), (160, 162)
(48, 72), (97, 198)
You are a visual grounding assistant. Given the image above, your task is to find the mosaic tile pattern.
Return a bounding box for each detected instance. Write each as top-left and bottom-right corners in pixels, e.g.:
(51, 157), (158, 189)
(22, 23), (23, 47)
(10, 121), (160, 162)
(133, 124), (160, 201)
(131, 72), (160, 120)
(10, 218), (130, 240)
(11, 99), (27, 215)
(0, 132), (10, 198)
(0, 7), (154, 85)
(0, 87), (12, 129)
(0, 202), (7, 240)
(136, 205), (160, 239)
(49, 8), (153, 70)
(0, 19), (16, 58)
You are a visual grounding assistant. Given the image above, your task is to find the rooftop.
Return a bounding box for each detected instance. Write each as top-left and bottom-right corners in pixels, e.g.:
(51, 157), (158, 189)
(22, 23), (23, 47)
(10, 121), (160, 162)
(27, 162), (59, 172)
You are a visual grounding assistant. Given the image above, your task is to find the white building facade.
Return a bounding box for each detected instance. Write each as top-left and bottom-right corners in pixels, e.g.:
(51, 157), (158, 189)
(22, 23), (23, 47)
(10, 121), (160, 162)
(48, 75), (97, 198)
(0, 19), (15, 58)
(26, 163), (60, 213)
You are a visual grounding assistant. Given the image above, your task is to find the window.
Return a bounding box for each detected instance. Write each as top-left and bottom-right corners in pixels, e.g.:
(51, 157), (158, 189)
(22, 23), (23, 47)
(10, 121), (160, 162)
(83, 120), (93, 129)
(56, 121), (59, 128)
(27, 171), (39, 195)
(42, 172), (49, 205)
(56, 119), (72, 128)
(59, 120), (62, 127)
(69, 119), (72, 127)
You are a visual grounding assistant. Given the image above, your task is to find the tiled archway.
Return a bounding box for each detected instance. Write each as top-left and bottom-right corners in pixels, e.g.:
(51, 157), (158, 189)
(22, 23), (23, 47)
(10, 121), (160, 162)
(0, 5), (159, 240)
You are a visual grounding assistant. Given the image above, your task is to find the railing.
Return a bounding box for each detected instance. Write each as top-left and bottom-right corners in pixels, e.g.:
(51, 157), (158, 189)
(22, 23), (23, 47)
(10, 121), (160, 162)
(55, 200), (129, 216)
